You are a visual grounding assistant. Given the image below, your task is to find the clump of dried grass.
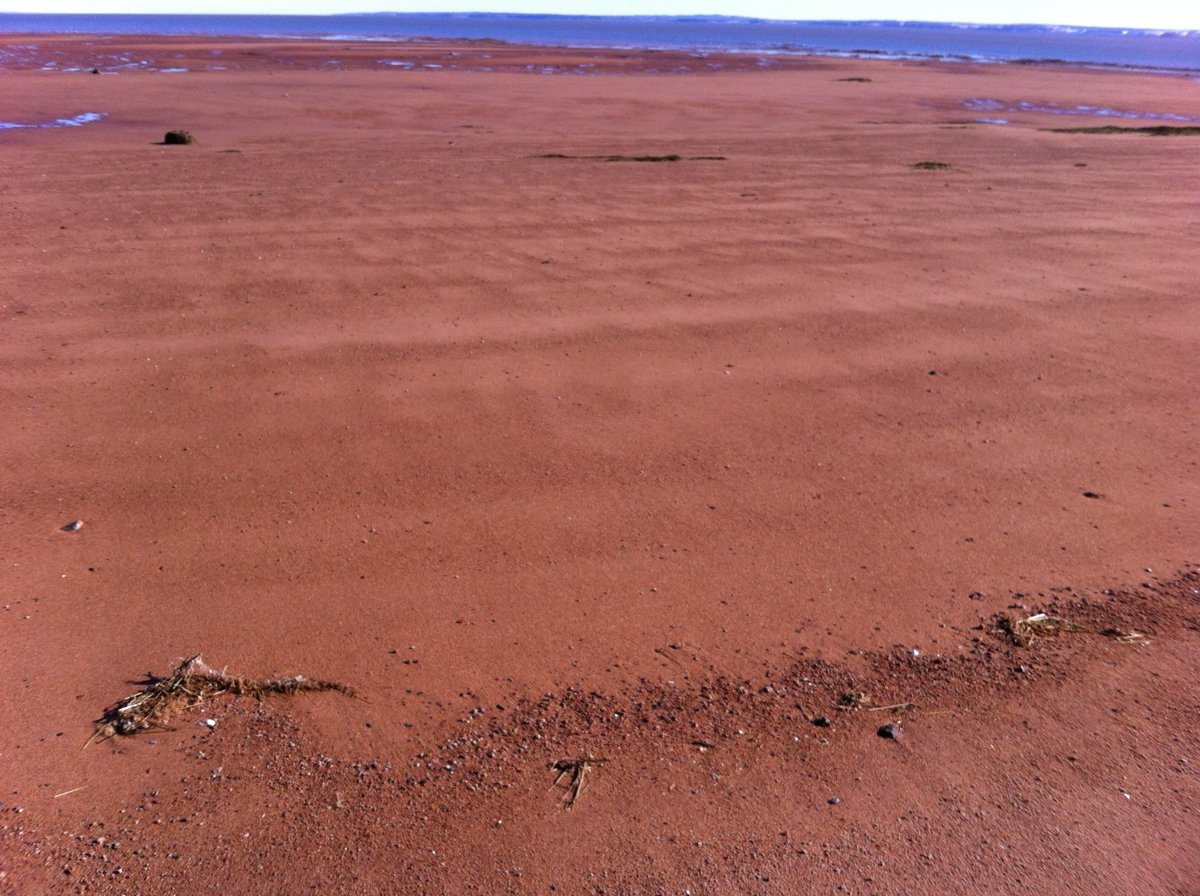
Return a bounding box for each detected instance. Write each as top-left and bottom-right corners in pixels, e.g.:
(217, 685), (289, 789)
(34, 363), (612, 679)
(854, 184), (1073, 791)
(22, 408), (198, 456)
(997, 612), (1086, 647)
(997, 612), (1150, 648)
(88, 655), (354, 746)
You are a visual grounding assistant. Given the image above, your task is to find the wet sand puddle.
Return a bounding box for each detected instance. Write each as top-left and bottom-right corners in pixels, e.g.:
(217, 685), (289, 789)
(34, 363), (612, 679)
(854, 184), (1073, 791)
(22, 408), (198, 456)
(966, 97), (1200, 123)
(0, 111), (106, 129)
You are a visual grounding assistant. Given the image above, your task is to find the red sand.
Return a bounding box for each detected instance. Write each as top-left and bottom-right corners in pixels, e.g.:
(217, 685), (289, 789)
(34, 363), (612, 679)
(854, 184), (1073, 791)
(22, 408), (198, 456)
(2, 36), (1198, 894)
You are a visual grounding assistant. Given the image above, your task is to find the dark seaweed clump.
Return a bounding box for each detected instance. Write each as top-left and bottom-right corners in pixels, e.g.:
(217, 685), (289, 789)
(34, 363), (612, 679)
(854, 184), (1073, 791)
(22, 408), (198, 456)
(1049, 125), (1200, 136)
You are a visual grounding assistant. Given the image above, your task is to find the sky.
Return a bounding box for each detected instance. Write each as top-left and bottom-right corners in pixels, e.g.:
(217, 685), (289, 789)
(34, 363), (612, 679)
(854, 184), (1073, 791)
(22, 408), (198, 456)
(17, 1), (1200, 31)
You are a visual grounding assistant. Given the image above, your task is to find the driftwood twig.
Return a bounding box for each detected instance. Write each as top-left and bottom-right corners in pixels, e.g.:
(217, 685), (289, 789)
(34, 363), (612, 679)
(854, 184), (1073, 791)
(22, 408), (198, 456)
(87, 655), (354, 747)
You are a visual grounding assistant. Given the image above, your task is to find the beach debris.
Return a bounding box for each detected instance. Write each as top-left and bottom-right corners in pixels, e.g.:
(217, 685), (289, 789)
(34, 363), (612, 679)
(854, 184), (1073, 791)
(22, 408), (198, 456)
(837, 692), (866, 710)
(912, 161), (953, 170)
(1048, 125), (1200, 136)
(811, 716), (833, 727)
(87, 654), (354, 746)
(536, 152), (726, 163)
(827, 796), (841, 805)
(162, 129), (196, 145)
(877, 722), (902, 741)
(61, 519), (83, 532)
(551, 756), (607, 811)
(996, 612), (1085, 647)
(997, 612), (1148, 647)
(1099, 627), (1147, 644)
(1082, 491), (1103, 499)
(866, 702), (916, 713)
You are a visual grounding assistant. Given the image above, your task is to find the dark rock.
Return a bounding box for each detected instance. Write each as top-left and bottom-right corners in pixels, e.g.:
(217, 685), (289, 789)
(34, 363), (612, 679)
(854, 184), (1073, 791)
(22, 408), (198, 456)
(811, 716), (832, 727)
(61, 519), (83, 532)
(877, 722), (902, 740)
(163, 130), (196, 145)
(827, 797), (841, 805)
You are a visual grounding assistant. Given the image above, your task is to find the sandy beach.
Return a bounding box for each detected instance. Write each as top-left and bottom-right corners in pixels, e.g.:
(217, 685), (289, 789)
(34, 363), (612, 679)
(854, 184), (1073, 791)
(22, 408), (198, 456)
(2, 35), (1198, 894)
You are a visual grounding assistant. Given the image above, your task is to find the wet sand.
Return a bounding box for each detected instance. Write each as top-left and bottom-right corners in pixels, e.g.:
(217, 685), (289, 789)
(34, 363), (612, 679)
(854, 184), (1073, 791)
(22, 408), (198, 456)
(2, 35), (1198, 894)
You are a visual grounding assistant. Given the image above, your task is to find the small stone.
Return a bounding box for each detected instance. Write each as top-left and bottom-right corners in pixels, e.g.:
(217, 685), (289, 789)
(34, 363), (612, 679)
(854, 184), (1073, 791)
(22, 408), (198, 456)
(61, 520), (83, 532)
(877, 722), (902, 740)
(203, 719), (216, 729)
(827, 797), (841, 805)
(811, 716), (832, 727)
(163, 130), (196, 145)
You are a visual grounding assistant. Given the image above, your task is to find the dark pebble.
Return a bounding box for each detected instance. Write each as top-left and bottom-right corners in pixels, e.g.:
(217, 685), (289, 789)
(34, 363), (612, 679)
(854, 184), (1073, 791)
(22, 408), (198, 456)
(877, 722), (902, 740)
(827, 797), (841, 805)
(811, 716), (832, 727)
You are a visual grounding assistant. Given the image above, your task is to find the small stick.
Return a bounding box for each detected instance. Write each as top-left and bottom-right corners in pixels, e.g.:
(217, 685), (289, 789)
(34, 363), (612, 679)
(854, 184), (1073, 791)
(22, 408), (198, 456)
(867, 702), (916, 712)
(54, 786), (86, 799)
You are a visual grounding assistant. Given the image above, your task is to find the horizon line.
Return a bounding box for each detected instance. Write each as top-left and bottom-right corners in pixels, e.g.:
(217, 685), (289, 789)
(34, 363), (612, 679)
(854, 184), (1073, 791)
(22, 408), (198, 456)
(2, 10), (1196, 32)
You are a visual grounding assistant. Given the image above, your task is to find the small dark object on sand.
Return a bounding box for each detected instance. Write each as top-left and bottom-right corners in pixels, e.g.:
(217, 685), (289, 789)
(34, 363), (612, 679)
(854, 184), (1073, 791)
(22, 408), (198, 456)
(61, 519), (83, 532)
(877, 722), (902, 740)
(811, 716), (832, 727)
(163, 130), (196, 145)
(1049, 125), (1200, 136)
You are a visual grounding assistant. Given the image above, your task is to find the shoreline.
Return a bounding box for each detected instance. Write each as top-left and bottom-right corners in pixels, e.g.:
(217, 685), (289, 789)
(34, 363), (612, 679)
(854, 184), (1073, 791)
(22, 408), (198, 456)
(3, 31), (1199, 77)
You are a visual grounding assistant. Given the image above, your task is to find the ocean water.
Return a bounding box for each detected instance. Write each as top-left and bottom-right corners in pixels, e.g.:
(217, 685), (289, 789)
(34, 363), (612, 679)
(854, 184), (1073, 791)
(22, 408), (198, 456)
(1, 13), (1197, 71)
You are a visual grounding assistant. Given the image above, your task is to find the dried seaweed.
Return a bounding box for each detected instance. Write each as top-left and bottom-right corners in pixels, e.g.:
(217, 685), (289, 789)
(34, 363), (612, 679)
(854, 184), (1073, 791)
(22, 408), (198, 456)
(997, 613), (1086, 647)
(552, 756), (607, 811)
(1099, 627), (1147, 644)
(88, 655), (354, 746)
(866, 701), (916, 713)
(997, 611), (1152, 648)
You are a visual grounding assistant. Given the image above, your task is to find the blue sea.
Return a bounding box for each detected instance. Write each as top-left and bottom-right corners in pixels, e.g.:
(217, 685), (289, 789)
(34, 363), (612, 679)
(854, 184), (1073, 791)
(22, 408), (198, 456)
(1, 13), (1197, 71)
